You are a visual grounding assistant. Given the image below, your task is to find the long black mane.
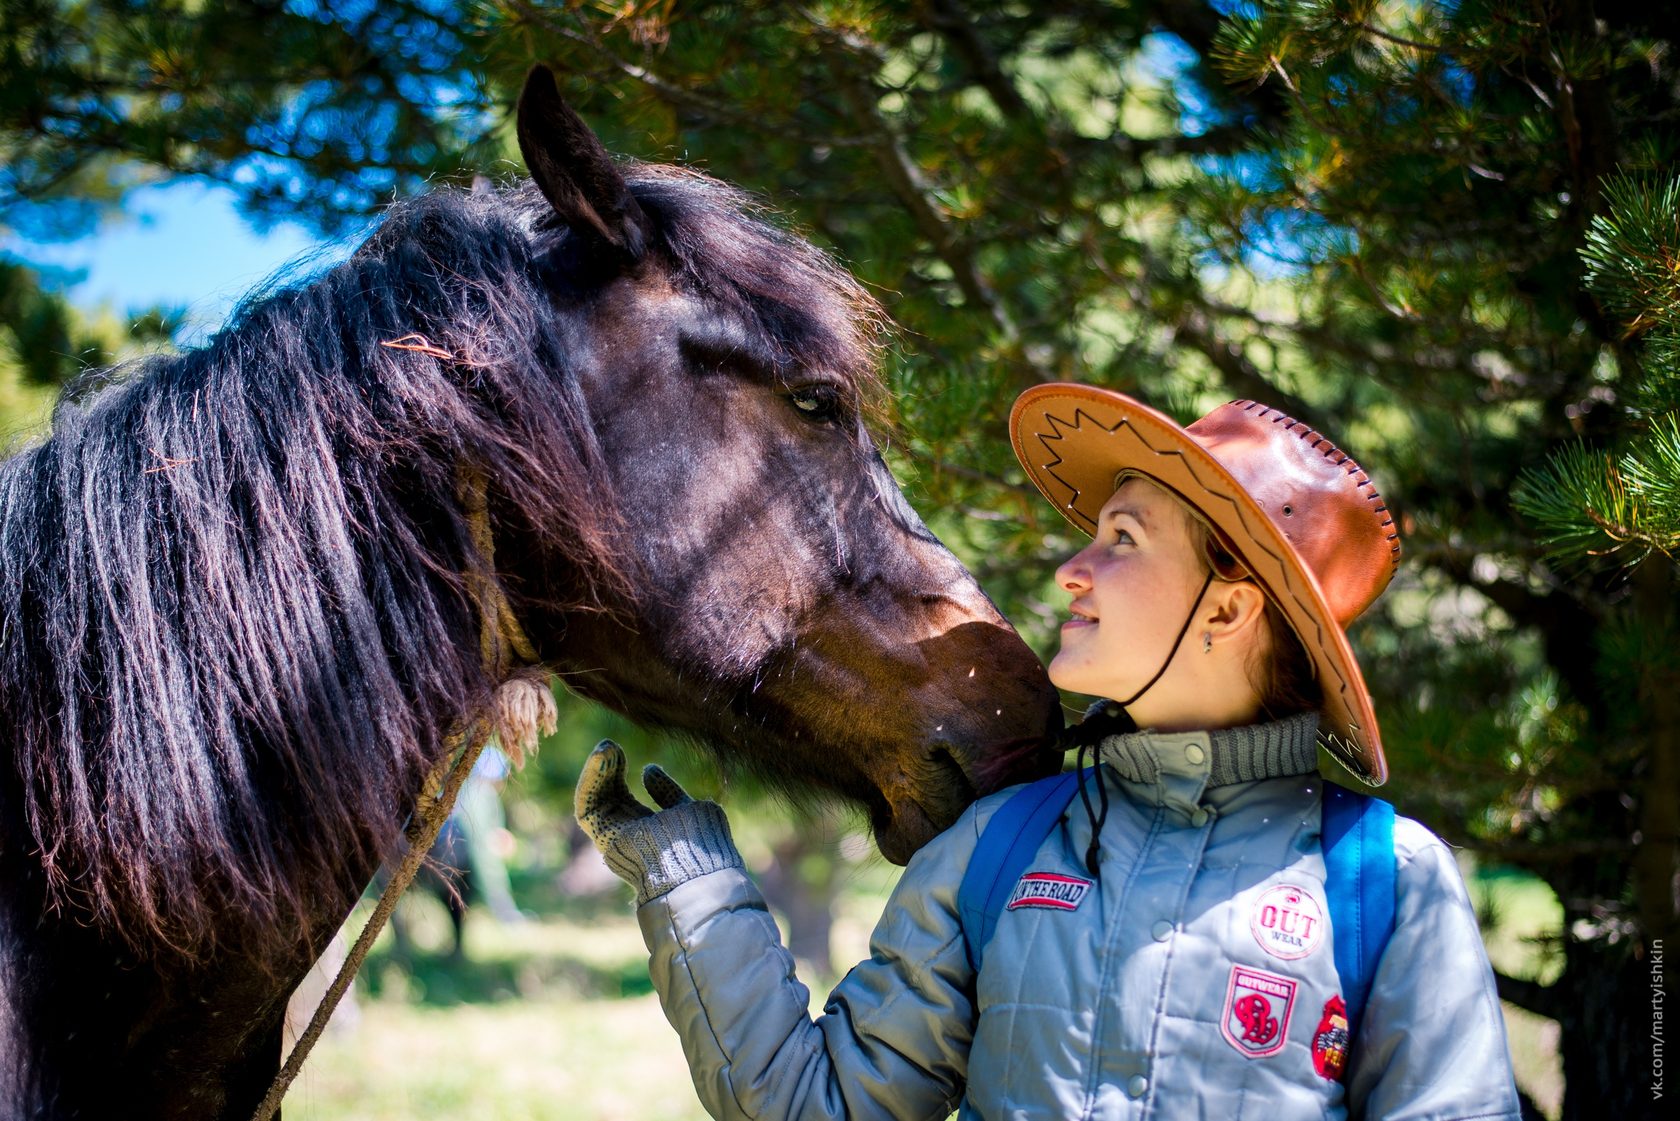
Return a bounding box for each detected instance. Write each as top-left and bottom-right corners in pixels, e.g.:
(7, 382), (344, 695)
(0, 167), (880, 961)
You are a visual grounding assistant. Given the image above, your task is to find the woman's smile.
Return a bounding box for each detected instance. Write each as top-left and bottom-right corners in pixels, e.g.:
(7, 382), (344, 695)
(1063, 603), (1098, 631)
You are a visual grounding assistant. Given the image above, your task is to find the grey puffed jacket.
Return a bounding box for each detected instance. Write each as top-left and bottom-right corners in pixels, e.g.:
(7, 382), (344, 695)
(612, 713), (1523, 1120)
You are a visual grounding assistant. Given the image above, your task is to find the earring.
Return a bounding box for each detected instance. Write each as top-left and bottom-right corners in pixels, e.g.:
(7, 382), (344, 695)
(1201, 631), (1213, 654)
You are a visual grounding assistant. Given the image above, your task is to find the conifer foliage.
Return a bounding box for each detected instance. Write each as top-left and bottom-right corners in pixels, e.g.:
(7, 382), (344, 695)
(1517, 175), (1680, 564)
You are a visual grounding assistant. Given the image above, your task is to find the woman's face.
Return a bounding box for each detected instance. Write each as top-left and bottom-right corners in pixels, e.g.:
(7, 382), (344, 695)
(1049, 477), (1221, 720)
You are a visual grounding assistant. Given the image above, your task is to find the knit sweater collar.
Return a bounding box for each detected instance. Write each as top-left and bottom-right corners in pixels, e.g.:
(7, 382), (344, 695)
(1090, 707), (1321, 788)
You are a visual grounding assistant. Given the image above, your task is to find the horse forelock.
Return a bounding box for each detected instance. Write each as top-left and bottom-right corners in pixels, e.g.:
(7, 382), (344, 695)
(0, 183), (634, 962)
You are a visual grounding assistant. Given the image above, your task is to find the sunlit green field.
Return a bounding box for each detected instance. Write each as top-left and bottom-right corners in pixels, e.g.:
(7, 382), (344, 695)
(1469, 861), (1566, 1120)
(281, 903), (713, 1121)
(280, 856), (1565, 1120)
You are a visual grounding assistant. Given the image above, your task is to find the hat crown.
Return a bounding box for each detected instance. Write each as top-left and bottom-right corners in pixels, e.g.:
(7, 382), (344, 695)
(1186, 401), (1399, 627)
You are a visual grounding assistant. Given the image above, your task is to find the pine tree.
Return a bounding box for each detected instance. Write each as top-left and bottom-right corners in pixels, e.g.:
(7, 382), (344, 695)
(1189, 5), (1679, 1115)
(502, 5), (1673, 1113)
(1517, 175), (1680, 564)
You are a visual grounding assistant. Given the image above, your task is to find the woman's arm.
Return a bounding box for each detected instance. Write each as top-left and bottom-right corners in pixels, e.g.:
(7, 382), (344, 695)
(577, 743), (976, 1121)
(1344, 817), (1524, 1121)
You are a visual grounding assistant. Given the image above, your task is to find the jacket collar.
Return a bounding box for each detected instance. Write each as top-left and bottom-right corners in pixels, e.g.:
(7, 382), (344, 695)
(1092, 708), (1320, 789)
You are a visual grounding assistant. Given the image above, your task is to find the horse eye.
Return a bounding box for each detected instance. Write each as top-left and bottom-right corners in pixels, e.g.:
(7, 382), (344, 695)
(790, 385), (843, 422)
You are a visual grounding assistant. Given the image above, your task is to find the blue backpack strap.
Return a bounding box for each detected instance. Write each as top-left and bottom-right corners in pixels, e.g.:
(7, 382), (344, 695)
(1322, 783), (1397, 1035)
(957, 769), (1087, 972)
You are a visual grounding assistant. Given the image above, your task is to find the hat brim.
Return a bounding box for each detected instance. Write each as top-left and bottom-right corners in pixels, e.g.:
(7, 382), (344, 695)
(1010, 383), (1387, 785)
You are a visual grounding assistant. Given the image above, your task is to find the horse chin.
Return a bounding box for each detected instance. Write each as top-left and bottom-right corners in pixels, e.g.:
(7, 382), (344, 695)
(862, 734), (1060, 865)
(871, 797), (938, 866)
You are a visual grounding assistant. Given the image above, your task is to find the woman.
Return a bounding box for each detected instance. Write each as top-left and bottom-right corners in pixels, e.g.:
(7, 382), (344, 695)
(574, 384), (1522, 1120)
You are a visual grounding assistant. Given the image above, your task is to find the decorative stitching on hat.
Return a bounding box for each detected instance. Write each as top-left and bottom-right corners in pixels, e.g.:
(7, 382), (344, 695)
(1231, 401), (1402, 570)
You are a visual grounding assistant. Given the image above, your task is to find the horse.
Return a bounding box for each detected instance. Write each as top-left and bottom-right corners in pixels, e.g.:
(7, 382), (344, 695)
(375, 746), (523, 964)
(374, 805), (476, 963)
(0, 67), (1061, 1118)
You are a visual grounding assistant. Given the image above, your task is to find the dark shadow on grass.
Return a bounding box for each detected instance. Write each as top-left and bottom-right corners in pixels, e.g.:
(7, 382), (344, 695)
(360, 940), (654, 1007)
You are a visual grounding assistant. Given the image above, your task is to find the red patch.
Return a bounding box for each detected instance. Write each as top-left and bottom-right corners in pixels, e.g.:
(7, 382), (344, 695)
(1221, 965), (1297, 1058)
(1312, 995), (1350, 1081)
(1005, 872), (1093, 912)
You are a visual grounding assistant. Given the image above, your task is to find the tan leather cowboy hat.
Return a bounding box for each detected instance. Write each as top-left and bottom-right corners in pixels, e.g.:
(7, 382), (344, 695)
(1010, 383), (1401, 785)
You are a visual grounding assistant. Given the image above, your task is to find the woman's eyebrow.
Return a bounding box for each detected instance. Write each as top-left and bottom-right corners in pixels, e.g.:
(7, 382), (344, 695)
(1101, 506), (1150, 530)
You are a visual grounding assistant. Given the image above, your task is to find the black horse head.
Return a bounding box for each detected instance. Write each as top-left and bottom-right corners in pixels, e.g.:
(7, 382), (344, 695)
(0, 67), (1060, 1116)
(504, 68), (1060, 862)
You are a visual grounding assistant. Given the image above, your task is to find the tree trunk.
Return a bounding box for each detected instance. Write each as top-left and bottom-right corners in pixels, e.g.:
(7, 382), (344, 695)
(1631, 558), (1680, 959)
(1557, 935), (1666, 1119)
(1545, 556), (1676, 1120)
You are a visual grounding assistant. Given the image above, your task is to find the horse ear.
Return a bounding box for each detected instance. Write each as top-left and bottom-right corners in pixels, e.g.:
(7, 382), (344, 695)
(516, 66), (651, 260)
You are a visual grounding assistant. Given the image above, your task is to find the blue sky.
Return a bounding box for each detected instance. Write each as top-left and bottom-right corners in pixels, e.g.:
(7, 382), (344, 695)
(8, 180), (351, 345)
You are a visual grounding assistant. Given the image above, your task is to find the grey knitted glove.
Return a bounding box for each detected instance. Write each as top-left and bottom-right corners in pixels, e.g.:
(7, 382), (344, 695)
(574, 740), (742, 905)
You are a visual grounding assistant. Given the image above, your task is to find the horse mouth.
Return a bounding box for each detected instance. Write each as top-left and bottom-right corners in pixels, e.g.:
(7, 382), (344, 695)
(870, 746), (979, 865)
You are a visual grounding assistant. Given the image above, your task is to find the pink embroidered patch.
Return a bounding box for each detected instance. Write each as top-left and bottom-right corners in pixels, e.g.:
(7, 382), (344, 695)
(1250, 883), (1326, 961)
(1221, 964), (1297, 1058)
(1005, 872), (1093, 912)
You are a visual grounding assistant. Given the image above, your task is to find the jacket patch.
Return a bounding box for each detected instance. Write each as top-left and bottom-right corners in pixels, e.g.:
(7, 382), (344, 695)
(1005, 872), (1092, 912)
(1221, 965), (1297, 1058)
(1250, 883), (1325, 960)
(1312, 995), (1350, 1081)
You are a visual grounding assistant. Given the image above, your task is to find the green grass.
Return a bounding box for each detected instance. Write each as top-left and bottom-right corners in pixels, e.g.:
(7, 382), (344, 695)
(281, 903), (712, 1121)
(279, 866), (892, 1121)
(1471, 862), (1565, 986)
(286, 997), (710, 1120)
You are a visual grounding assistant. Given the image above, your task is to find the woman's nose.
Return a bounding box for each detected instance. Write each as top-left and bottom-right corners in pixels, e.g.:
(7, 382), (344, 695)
(1056, 548), (1092, 593)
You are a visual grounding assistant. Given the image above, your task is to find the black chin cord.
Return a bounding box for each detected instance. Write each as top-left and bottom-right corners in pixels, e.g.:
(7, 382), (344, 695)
(1073, 568), (1216, 879)
(1075, 737), (1107, 878)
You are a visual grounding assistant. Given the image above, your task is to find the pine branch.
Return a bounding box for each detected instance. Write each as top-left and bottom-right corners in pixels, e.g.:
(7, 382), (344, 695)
(1084, 245), (1317, 421)
(1512, 444), (1644, 562)
(1581, 174), (1680, 333)
(1622, 413), (1680, 534)
(914, 0), (1030, 121)
(922, 457), (1038, 499)
(1416, 545), (1608, 726)
(804, 14), (1052, 383)
(503, 2), (767, 132)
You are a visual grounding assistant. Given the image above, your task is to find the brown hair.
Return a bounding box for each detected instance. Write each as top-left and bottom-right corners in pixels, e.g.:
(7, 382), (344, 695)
(1192, 523), (1323, 721)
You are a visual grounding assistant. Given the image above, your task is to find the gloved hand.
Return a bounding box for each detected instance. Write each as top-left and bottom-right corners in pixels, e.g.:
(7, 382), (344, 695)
(574, 740), (741, 904)
(574, 739), (695, 847)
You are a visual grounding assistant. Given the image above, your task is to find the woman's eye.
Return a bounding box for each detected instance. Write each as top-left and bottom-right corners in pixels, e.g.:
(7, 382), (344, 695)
(790, 385), (843, 421)
(1114, 529), (1135, 545)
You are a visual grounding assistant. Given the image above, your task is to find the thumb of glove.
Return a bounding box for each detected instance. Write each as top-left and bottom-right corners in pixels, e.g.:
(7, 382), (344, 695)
(642, 764), (694, 810)
(574, 740), (654, 852)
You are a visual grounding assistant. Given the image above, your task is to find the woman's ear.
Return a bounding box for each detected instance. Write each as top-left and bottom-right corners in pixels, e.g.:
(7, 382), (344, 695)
(1205, 580), (1269, 645)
